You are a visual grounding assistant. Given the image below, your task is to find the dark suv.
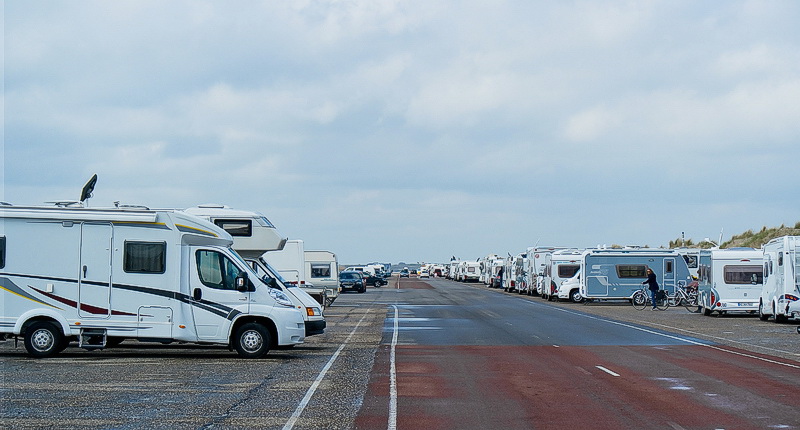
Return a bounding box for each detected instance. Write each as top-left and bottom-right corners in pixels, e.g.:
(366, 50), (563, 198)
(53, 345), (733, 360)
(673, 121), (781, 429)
(339, 271), (366, 293)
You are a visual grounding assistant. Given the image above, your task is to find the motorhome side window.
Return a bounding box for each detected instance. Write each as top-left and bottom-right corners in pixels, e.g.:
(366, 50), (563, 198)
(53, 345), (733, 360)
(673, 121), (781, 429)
(557, 265), (580, 278)
(310, 263), (331, 278)
(0, 236), (6, 269)
(124, 241), (166, 273)
(616, 265), (647, 278)
(724, 265), (763, 285)
(665, 261), (673, 273)
(214, 219), (252, 237)
(682, 255), (698, 268)
(196, 250), (243, 290)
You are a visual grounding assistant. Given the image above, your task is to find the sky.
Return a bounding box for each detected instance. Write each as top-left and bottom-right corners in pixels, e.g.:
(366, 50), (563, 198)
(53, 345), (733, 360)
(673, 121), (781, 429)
(3, 0), (799, 265)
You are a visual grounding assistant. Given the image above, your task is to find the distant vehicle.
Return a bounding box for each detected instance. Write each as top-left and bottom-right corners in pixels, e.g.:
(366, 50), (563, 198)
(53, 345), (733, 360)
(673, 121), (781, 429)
(364, 272), (387, 287)
(419, 270), (430, 278)
(759, 236), (799, 322)
(305, 250), (340, 306)
(339, 271), (366, 293)
(698, 248), (763, 316)
(400, 269), (410, 278)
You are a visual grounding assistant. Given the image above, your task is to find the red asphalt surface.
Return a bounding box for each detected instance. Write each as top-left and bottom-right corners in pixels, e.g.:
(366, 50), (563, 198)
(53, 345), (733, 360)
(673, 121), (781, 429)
(354, 280), (800, 430)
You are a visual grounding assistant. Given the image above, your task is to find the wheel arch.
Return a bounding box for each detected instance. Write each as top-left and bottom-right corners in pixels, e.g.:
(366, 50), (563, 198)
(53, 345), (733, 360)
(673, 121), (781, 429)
(230, 316), (278, 348)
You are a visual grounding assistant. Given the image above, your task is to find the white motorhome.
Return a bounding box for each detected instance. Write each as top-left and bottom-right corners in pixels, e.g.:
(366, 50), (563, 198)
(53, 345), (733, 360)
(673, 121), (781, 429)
(305, 250), (340, 306)
(184, 205), (326, 333)
(525, 247), (568, 296)
(447, 260), (460, 280)
(759, 236), (800, 322)
(0, 205), (305, 358)
(697, 248), (763, 316)
(184, 204), (287, 253)
(544, 249), (583, 301)
(262, 240), (331, 304)
(462, 261), (481, 282)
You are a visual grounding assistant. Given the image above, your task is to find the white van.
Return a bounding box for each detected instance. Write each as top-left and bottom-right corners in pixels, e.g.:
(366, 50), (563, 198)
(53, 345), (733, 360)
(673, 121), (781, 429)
(305, 250), (340, 306)
(759, 236), (799, 322)
(698, 248), (763, 316)
(0, 204), (305, 358)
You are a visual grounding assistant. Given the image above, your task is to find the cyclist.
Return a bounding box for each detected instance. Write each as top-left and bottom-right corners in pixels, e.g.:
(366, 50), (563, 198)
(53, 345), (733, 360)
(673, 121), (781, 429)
(643, 268), (659, 310)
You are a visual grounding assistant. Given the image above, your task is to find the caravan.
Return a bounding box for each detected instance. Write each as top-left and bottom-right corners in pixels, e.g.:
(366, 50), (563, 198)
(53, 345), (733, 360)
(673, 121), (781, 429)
(697, 248), (763, 316)
(0, 205), (305, 358)
(580, 248), (692, 301)
(525, 247), (567, 296)
(759, 236), (800, 322)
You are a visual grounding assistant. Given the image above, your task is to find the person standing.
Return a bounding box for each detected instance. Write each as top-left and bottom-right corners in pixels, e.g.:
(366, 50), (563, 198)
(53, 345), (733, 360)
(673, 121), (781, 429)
(643, 268), (659, 310)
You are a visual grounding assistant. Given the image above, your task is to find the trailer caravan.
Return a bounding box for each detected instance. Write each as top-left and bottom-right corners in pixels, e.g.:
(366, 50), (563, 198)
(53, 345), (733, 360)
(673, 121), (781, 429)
(0, 205), (305, 358)
(580, 249), (692, 301)
(183, 205), (327, 332)
(542, 249), (583, 301)
(697, 248), (763, 317)
(759, 236), (800, 322)
(305, 250), (340, 306)
(463, 261), (481, 282)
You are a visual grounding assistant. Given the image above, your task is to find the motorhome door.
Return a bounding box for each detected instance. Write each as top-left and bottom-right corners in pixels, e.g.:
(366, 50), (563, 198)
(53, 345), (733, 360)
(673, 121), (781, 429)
(190, 249), (251, 340)
(662, 257), (676, 292)
(78, 222), (113, 318)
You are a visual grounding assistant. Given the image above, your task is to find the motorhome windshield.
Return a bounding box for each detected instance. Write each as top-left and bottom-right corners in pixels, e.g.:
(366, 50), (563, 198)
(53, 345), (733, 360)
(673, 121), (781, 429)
(257, 257), (290, 285)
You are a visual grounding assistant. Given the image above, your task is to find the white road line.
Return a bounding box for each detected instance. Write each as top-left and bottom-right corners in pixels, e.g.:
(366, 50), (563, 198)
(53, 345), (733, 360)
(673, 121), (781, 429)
(596, 365), (620, 377)
(282, 310), (371, 430)
(538, 303), (800, 370)
(388, 304), (399, 430)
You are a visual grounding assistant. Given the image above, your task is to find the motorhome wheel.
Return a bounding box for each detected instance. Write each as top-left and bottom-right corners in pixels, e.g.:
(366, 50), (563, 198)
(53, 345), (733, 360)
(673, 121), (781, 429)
(24, 321), (64, 358)
(570, 289), (583, 303)
(233, 323), (271, 358)
(774, 303), (788, 323)
(758, 301), (769, 321)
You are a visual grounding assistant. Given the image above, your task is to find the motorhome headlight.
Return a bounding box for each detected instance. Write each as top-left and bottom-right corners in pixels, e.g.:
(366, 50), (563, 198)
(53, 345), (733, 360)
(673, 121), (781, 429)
(306, 307), (322, 317)
(268, 289), (294, 307)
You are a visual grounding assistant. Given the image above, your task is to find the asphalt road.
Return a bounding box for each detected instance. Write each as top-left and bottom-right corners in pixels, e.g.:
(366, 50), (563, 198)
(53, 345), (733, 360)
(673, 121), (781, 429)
(2, 276), (799, 429)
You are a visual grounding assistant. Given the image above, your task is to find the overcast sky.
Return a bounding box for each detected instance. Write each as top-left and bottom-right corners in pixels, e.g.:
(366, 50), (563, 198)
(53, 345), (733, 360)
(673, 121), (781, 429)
(3, 1), (799, 265)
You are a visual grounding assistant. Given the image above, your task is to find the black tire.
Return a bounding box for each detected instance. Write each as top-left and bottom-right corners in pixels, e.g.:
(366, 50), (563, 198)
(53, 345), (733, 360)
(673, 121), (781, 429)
(570, 289), (583, 303)
(24, 321), (64, 358)
(703, 307), (713, 316)
(758, 300), (769, 321)
(774, 303), (788, 323)
(631, 291), (647, 310)
(233, 323), (271, 359)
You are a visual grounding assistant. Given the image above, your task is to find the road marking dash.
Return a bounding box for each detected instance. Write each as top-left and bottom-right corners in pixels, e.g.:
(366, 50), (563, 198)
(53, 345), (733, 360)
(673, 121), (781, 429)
(596, 365), (620, 377)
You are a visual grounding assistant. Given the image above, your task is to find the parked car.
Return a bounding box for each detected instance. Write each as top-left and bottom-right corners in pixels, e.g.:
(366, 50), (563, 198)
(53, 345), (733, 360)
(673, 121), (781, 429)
(339, 271), (366, 293)
(419, 270), (430, 279)
(400, 268), (410, 278)
(365, 273), (387, 287)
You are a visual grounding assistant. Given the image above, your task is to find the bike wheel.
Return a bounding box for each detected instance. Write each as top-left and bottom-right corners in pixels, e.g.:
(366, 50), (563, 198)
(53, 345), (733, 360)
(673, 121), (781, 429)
(655, 291), (670, 310)
(682, 293), (699, 312)
(631, 290), (647, 310)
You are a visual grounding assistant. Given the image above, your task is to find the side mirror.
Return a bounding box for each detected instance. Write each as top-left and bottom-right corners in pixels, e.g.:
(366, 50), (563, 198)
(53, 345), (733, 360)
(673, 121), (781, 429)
(193, 288), (202, 301)
(236, 274), (249, 292)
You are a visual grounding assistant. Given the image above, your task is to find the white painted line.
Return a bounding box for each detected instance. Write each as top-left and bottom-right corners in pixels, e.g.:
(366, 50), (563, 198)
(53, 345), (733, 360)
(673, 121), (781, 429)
(388, 304), (399, 430)
(596, 365), (620, 377)
(282, 310), (371, 430)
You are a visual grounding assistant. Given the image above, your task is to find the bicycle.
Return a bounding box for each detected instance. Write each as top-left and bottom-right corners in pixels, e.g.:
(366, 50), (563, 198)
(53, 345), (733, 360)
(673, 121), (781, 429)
(631, 286), (670, 310)
(668, 281), (699, 312)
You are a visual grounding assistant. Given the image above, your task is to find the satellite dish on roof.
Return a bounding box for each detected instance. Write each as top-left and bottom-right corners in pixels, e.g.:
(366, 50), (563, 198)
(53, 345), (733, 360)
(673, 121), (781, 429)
(80, 174), (98, 205)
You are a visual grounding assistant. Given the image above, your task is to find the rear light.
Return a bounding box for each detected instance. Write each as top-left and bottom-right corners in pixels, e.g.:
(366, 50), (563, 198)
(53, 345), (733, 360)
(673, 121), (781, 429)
(510, 281), (515, 287)
(785, 294), (799, 302)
